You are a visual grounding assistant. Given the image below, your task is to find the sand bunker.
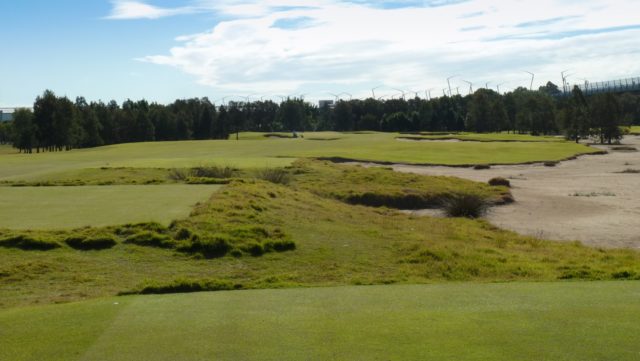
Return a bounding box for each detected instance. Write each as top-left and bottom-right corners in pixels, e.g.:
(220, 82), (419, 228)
(386, 136), (640, 249)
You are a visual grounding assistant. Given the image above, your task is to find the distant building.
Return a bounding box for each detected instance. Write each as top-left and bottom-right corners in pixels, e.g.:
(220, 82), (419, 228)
(0, 108), (15, 122)
(318, 100), (335, 109)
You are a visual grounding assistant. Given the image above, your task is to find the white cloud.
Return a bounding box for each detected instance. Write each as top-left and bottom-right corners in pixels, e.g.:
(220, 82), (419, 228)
(133, 0), (640, 98)
(106, 1), (196, 20)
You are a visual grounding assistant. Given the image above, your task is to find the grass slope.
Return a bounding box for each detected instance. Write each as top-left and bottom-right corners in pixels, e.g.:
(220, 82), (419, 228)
(1, 282), (639, 361)
(2, 168), (639, 308)
(0, 132), (598, 181)
(0, 185), (221, 229)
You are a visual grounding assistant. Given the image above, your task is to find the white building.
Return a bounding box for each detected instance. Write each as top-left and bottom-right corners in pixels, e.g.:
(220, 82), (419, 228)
(0, 108), (15, 122)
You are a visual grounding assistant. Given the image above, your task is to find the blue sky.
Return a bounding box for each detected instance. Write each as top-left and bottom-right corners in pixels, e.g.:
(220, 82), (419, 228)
(1, 0), (640, 106)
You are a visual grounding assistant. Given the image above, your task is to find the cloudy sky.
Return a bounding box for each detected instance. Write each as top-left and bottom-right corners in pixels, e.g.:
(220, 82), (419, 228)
(1, 0), (639, 106)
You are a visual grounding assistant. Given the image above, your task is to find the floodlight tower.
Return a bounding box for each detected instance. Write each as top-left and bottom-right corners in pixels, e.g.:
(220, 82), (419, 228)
(392, 88), (406, 100)
(561, 69), (571, 93)
(447, 75), (459, 96)
(524, 71), (535, 90)
(496, 82), (507, 94)
(371, 85), (384, 99)
(462, 80), (473, 94)
(425, 88), (434, 100)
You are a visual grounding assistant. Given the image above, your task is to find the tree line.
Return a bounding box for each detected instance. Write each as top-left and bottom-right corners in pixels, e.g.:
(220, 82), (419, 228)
(4, 84), (640, 153)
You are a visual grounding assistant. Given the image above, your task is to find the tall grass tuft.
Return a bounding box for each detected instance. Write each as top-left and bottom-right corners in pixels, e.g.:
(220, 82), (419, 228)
(442, 194), (490, 218)
(256, 168), (291, 184)
(191, 165), (236, 178)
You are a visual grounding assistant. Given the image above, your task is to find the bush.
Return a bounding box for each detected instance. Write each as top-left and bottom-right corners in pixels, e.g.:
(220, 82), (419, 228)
(473, 164), (490, 170)
(174, 227), (193, 241)
(65, 236), (117, 250)
(121, 278), (242, 295)
(0, 235), (61, 250)
(191, 166), (236, 178)
(124, 231), (175, 248)
(256, 168), (291, 185)
(488, 177), (510, 187)
(442, 194), (490, 218)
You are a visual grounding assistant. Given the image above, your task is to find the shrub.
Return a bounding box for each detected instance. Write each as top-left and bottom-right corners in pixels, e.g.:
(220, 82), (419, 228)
(65, 236), (117, 250)
(488, 177), (510, 187)
(0, 235), (61, 250)
(473, 164), (490, 170)
(179, 236), (232, 258)
(442, 194), (490, 218)
(124, 231), (175, 249)
(121, 278), (242, 295)
(191, 166), (236, 178)
(256, 168), (291, 185)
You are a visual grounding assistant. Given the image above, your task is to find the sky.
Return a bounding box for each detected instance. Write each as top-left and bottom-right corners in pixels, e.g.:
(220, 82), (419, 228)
(1, 0), (640, 106)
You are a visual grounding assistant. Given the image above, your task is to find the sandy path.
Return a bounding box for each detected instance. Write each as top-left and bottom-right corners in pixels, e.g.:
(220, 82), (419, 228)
(372, 136), (640, 249)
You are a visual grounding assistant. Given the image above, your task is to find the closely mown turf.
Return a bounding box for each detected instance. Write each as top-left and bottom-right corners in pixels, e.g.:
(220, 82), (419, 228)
(0, 132), (599, 181)
(0, 185), (221, 229)
(1, 282), (640, 361)
(629, 126), (640, 135)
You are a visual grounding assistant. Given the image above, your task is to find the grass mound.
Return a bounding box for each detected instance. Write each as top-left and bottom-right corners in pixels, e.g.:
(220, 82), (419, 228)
(120, 278), (242, 295)
(65, 236), (116, 250)
(291, 160), (509, 209)
(125, 231), (176, 249)
(488, 177), (511, 187)
(0, 235), (61, 251)
(256, 168), (291, 185)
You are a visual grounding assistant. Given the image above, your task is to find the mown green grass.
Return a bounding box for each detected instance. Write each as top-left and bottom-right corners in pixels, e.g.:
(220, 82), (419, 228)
(0, 185), (221, 229)
(629, 126), (640, 135)
(0, 132), (598, 181)
(2, 282), (639, 361)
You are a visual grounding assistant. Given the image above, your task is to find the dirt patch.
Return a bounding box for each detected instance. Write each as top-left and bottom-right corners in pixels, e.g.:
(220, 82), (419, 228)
(374, 136), (640, 249)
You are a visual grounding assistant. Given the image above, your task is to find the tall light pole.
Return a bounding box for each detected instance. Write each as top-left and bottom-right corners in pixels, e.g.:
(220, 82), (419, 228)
(425, 88), (434, 100)
(442, 88), (448, 97)
(485, 81), (491, 89)
(524, 71), (535, 91)
(561, 69), (570, 93)
(496, 82), (507, 94)
(338, 92), (353, 100)
(462, 80), (473, 94)
(392, 88), (406, 100)
(447, 75), (459, 96)
(371, 85), (384, 99)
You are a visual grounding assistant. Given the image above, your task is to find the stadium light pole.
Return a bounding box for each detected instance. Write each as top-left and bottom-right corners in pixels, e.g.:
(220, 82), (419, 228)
(425, 88), (434, 100)
(371, 85), (384, 99)
(524, 71), (535, 90)
(339, 92), (353, 100)
(391, 88), (406, 100)
(561, 69), (570, 93)
(447, 75), (459, 96)
(462, 80), (473, 94)
(496, 82), (507, 94)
